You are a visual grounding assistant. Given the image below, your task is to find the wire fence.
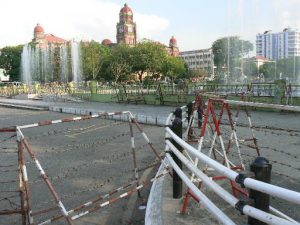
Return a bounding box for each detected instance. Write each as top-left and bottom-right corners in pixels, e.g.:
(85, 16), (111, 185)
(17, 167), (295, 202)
(0, 110), (167, 224)
(159, 95), (300, 225)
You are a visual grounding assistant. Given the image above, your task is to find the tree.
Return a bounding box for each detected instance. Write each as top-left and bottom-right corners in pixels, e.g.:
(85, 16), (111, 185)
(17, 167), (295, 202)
(276, 57), (300, 81)
(105, 44), (132, 83)
(162, 56), (186, 83)
(258, 57), (300, 82)
(185, 68), (208, 81)
(212, 36), (253, 82)
(0, 45), (23, 81)
(131, 41), (168, 82)
(259, 62), (276, 80)
(243, 60), (258, 80)
(81, 41), (110, 81)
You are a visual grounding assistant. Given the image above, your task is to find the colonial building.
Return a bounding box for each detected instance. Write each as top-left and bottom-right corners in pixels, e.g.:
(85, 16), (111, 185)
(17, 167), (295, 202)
(116, 3), (137, 46)
(180, 48), (214, 76)
(32, 23), (66, 46)
(167, 36), (179, 57)
(31, 4), (179, 59)
(101, 39), (113, 46)
(101, 3), (180, 57)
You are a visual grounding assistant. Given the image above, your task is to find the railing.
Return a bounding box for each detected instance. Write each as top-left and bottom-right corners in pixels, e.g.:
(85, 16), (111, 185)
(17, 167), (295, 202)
(1, 83), (300, 102)
(163, 98), (300, 225)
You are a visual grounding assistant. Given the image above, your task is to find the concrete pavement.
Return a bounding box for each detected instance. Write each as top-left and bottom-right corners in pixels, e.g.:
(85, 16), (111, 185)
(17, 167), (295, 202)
(0, 97), (175, 126)
(1, 96), (300, 225)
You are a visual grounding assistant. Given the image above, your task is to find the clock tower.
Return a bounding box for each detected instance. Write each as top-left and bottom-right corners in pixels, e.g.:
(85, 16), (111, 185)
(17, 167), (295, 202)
(116, 3), (137, 46)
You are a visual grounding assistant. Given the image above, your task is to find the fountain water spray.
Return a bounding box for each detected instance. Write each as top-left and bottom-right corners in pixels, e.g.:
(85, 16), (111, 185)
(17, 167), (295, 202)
(60, 44), (69, 83)
(21, 44), (32, 84)
(20, 41), (83, 84)
(71, 41), (82, 84)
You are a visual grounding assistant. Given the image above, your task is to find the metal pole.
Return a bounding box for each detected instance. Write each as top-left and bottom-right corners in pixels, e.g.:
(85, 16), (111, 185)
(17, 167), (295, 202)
(18, 140), (27, 225)
(170, 108), (183, 198)
(21, 138), (74, 225)
(248, 156), (272, 225)
(19, 140), (34, 224)
(129, 119), (141, 198)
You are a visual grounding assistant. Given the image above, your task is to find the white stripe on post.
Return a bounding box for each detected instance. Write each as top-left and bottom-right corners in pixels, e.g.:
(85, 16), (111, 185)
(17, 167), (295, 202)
(35, 160), (45, 175)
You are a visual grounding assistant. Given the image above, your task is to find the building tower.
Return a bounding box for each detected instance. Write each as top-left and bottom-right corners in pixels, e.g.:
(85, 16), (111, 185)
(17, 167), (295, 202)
(169, 36), (179, 57)
(116, 3), (137, 46)
(32, 23), (45, 44)
(256, 28), (300, 61)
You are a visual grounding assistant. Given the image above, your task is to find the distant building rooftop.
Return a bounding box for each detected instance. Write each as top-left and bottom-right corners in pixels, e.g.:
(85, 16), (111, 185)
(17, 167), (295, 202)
(179, 48), (212, 55)
(45, 34), (66, 44)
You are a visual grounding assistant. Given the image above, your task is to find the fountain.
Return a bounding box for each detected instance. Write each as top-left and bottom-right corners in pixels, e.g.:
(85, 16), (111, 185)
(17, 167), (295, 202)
(60, 44), (69, 83)
(71, 41), (83, 84)
(21, 44), (32, 84)
(20, 41), (83, 84)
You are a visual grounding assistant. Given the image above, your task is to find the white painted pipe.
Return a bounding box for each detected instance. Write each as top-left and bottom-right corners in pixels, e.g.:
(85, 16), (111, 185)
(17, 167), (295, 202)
(165, 154), (236, 225)
(243, 205), (298, 225)
(224, 100), (300, 112)
(166, 140), (237, 206)
(166, 140), (299, 225)
(243, 178), (300, 205)
(165, 127), (300, 205)
(166, 127), (237, 179)
(270, 206), (300, 224)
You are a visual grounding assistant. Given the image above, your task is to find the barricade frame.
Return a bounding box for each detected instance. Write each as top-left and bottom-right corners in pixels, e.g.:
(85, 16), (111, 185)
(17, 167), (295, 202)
(164, 96), (300, 225)
(1, 110), (168, 225)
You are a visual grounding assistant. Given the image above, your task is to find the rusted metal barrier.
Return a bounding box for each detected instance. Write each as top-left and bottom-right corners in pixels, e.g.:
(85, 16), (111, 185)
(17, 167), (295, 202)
(0, 110), (166, 224)
(162, 95), (300, 225)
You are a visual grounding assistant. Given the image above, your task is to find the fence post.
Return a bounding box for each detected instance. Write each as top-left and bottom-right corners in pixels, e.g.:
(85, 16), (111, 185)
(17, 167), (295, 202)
(186, 102), (193, 123)
(248, 156), (272, 225)
(170, 107), (183, 198)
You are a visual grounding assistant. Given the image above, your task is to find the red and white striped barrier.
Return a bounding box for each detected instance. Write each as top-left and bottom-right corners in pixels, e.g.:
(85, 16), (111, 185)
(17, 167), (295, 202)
(161, 96), (300, 225)
(18, 111), (131, 130)
(224, 99), (300, 112)
(0, 109), (165, 224)
(38, 169), (169, 224)
(17, 127), (74, 225)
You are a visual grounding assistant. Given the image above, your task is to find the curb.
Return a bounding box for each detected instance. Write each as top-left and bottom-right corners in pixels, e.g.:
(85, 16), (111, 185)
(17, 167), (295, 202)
(145, 163), (165, 225)
(0, 102), (48, 111)
(49, 106), (167, 126)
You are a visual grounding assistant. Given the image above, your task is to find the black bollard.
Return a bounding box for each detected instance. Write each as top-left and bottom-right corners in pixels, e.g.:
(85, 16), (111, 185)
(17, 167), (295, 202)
(171, 108), (183, 198)
(186, 102), (193, 123)
(248, 157), (272, 225)
(197, 106), (203, 128)
(174, 107), (182, 120)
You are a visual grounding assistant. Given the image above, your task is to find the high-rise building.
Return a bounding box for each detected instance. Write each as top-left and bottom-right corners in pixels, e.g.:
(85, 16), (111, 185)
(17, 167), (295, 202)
(256, 28), (300, 61)
(116, 3), (137, 46)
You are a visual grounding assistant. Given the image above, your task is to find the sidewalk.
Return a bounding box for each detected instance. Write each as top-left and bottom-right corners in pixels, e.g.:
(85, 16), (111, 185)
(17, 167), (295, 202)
(146, 165), (246, 225)
(0, 97), (176, 126)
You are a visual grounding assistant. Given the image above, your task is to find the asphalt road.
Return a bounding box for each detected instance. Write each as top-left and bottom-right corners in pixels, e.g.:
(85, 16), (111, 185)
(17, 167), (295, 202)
(0, 107), (165, 225)
(1, 106), (300, 225)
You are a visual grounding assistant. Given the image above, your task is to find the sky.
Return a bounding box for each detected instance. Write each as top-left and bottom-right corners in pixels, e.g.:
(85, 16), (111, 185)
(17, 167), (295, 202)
(1, 0), (300, 52)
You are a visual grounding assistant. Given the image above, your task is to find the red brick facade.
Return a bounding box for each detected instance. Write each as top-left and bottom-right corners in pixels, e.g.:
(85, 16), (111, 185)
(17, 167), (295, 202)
(116, 3), (137, 46)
